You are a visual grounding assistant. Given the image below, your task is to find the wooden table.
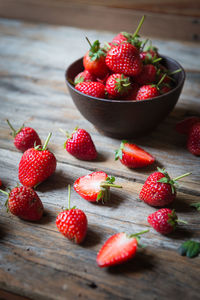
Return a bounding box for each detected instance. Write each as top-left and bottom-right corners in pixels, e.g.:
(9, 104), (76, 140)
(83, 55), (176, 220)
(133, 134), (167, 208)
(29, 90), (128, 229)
(0, 18), (200, 300)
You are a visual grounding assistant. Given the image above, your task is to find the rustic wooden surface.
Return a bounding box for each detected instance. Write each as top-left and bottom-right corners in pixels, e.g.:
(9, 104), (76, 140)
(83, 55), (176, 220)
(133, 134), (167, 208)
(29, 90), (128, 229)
(0, 0), (200, 42)
(0, 18), (200, 300)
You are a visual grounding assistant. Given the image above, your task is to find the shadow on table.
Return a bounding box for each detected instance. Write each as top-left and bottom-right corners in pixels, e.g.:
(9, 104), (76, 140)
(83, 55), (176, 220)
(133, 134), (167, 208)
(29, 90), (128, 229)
(36, 170), (73, 192)
(107, 250), (155, 274)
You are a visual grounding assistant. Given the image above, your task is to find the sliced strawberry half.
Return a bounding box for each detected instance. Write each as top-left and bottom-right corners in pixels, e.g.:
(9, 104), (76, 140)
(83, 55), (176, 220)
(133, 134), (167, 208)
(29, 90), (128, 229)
(115, 141), (155, 168)
(74, 171), (122, 202)
(97, 230), (148, 268)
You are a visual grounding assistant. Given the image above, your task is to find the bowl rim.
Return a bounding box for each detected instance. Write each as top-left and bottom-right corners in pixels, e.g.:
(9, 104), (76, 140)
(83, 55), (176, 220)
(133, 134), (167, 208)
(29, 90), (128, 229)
(65, 54), (185, 104)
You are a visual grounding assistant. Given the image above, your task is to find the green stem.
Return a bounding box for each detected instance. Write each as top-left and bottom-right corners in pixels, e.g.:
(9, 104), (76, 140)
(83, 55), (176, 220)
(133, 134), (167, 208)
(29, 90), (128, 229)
(6, 119), (16, 136)
(153, 57), (162, 64)
(68, 184), (71, 209)
(170, 68), (182, 75)
(132, 15), (145, 39)
(42, 133), (52, 150)
(157, 73), (166, 87)
(100, 183), (122, 188)
(173, 172), (191, 182)
(59, 128), (69, 138)
(129, 229), (149, 237)
(0, 189), (9, 196)
(85, 36), (92, 48)
(177, 219), (188, 225)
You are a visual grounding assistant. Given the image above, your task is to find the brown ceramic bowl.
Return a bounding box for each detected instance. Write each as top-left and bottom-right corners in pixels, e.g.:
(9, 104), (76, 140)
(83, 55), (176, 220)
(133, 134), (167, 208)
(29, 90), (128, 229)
(65, 56), (185, 138)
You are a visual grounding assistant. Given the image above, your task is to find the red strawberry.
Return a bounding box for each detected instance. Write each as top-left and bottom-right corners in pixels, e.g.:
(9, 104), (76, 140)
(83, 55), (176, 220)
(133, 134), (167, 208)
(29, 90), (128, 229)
(134, 64), (157, 85)
(7, 119), (41, 152)
(18, 133), (57, 188)
(83, 39), (109, 78)
(176, 117), (200, 135)
(97, 230), (148, 267)
(124, 83), (140, 100)
(60, 127), (97, 161)
(106, 74), (131, 98)
(136, 84), (160, 100)
(112, 33), (128, 45)
(148, 208), (186, 235)
(105, 43), (142, 76)
(75, 82), (105, 98)
(187, 122), (200, 156)
(0, 179), (2, 187)
(115, 140), (155, 168)
(56, 185), (87, 244)
(139, 168), (191, 207)
(74, 171), (122, 202)
(160, 84), (172, 94)
(111, 16), (145, 48)
(74, 70), (96, 85)
(0, 186), (43, 221)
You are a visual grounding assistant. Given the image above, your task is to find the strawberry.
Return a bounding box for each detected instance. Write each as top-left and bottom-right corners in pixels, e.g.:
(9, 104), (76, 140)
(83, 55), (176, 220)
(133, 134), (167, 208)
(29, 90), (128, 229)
(0, 179), (2, 187)
(74, 70), (96, 85)
(176, 117), (200, 135)
(139, 168), (191, 206)
(56, 185), (87, 244)
(112, 33), (128, 45)
(115, 140), (155, 168)
(83, 39), (109, 78)
(7, 119), (41, 152)
(105, 43), (142, 76)
(60, 127), (97, 161)
(136, 84), (160, 100)
(135, 73), (166, 100)
(0, 186), (43, 221)
(106, 74), (131, 98)
(96, 229), (149, 267)
(74, 171), (122, 202)
(124, 83), (140, 100)
(111, 16), (145, 49)
(18, 133), (57, 188)
(160, 83), (172, 94)
(134, 64), (157, 85)
(187, 122), (200, 156)
(75, 82), (105, 98)
(148, 208), (187, 235)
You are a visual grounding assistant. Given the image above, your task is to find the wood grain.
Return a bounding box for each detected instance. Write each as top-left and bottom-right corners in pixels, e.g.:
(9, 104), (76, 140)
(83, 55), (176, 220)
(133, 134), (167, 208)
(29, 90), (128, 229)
(0, 0), (199, 41)
(0, 18), (200, 300)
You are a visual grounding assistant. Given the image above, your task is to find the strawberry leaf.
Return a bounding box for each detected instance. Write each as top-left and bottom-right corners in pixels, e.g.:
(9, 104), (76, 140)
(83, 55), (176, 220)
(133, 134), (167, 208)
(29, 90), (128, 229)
(178, 240), (200, 258)
(97, 190), (103, 202)
(115, 149), (122, 160)
(190, 202), (200, 211)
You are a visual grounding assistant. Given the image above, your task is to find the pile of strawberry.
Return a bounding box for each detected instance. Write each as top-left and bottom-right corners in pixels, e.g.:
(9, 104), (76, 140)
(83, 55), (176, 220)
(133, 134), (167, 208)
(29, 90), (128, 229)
(74, 16), (180, 101)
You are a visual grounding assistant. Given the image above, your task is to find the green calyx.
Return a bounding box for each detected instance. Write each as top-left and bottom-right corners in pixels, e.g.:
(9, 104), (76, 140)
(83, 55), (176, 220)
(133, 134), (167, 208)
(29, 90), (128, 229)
(60, 127), (78, 148)
(97, 176), (122, 202)
(178, 240), (200, 258)
(114, 75), (131, 94)
(157, 167), (191, 194)
(128, 229), (149, 247)
(6, 119), (24, 138)
(35, 132), (52, 151)
(86, 37), (106, 61)
(115, 140), (128, 161)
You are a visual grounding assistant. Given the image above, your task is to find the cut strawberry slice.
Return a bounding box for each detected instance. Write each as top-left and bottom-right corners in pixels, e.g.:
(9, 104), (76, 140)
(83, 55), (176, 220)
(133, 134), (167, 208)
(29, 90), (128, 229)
(97, 230), (148, 268)
(115, 141), (155, 168)
(74, 171), (122, 202)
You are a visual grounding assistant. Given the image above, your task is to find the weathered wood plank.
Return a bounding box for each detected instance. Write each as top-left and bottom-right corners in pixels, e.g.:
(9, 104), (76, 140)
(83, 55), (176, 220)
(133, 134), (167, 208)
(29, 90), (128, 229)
(0, 1), (199, 41)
